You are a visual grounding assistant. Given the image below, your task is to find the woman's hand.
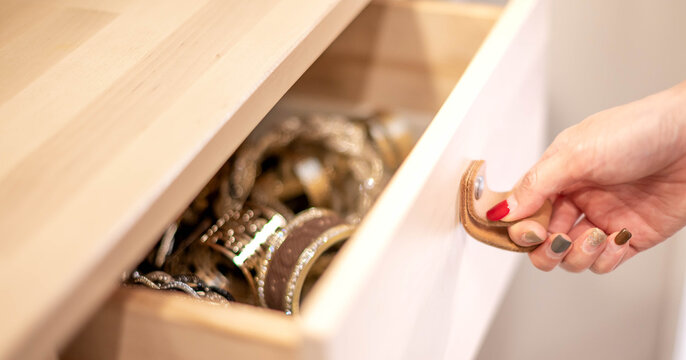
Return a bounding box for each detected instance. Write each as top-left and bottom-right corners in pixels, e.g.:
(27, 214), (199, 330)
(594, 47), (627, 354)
(487, 81), (686, 273)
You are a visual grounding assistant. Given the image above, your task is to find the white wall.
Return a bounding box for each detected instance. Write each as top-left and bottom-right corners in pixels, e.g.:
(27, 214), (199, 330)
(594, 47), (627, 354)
(477, 0), (686, 359)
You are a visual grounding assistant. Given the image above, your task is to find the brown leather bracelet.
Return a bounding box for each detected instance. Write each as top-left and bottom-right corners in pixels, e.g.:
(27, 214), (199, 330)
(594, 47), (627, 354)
(260, 208), (353, 314)
(459, 160), (552, 252)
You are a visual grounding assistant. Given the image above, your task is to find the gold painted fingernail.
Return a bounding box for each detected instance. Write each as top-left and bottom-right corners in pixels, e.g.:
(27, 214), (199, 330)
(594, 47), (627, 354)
(614, 228), (632, 245)
(522, 231), (543, 244)
(582, 228), (607, 253)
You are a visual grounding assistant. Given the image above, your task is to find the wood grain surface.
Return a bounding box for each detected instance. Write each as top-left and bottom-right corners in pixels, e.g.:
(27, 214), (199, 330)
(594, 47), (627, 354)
(63, 1), (521, 359)
(0, 0), (369, 358)
(64, 289), (300, 360)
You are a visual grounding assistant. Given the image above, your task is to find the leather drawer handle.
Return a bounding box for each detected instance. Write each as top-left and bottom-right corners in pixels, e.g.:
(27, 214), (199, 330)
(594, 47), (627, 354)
(459, 160), (552, 252)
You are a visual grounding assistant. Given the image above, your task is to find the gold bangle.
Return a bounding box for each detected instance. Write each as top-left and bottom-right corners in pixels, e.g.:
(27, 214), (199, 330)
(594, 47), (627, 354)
(367, 112), (414, 170)
(259, 207), (353, 314)
(293, 156), (332, 208)
(231, 113), (385, 221)
(367, 118), (399, 169)
(165, 203), (287, 304)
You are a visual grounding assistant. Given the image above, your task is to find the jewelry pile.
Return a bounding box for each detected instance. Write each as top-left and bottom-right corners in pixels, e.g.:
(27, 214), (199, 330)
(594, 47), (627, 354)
(127, 112), (412, 314)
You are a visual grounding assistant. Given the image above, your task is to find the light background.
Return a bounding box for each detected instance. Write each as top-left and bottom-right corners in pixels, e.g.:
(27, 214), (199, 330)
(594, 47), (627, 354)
(474, 0), (686, 359)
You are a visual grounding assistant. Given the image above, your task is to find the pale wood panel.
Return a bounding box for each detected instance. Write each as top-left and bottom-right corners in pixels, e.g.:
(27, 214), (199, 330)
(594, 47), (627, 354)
(0, 1), (52, 44)
(64, 289), (299, 360)
(288, 1), (501, 112)
(0, 0), (267, 236)
(62, 1), (505, 359)
(0, 0), (208, 181)
(301, 0), (547, 359)
(0, 7), (115, 103)
(0, 0), (369, 358)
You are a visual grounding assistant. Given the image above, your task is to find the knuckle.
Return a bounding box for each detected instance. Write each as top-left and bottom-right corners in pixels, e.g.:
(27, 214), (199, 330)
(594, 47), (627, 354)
(560, 262), (584, 273)
(540, 265), (555, 272)
(590, 264), (609, 274)
(520, 168), (538, 192)
(566, 150), (587, 177)
(529, 256), (554, 272)
(551, 127), (587, 173)
(552, 126), (576, 150)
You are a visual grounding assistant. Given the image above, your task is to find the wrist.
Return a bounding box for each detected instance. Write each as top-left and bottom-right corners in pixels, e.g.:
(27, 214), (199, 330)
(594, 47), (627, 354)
(662, 81), (686, 152)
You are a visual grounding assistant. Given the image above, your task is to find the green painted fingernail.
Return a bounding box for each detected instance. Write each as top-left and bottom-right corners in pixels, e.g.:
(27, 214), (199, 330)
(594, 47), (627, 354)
(551, 235), (571, 254)
(523, 231), (543, 244)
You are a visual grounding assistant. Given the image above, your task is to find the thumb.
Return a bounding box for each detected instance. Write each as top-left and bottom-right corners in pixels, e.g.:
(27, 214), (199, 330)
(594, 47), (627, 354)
(488, 154), (577, 222)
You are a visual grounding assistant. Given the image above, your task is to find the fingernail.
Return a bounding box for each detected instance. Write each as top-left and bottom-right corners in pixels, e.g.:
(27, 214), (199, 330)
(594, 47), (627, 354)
(486, 199), (510, 221)
(522, 231), (543, 244)
(551, 235), (571, 254)
(614, 228), (632, 245)
(500, 195), (519, 221)
(582, 228), (607, 253)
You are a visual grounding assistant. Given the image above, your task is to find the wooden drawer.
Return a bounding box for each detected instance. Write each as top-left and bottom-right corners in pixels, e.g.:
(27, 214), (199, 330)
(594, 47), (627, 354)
(0, 0), (547, 358)
(0, 0), (369, 358)
(63, 0), (549, 359)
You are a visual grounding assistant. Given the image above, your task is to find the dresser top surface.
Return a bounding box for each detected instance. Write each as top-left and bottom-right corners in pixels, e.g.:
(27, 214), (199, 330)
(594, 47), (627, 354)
(0, 0), (366, 357)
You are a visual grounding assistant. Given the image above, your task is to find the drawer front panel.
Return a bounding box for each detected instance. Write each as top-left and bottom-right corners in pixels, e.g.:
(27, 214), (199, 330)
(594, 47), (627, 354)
(301, 0), (548, 359)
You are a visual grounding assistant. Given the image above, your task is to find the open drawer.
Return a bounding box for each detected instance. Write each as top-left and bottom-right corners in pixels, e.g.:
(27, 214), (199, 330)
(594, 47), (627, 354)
(61, 0), (549, 359)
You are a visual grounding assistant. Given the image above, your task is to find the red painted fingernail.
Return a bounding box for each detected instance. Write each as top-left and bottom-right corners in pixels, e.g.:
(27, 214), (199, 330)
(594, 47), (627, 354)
(486, 200), (510, 221)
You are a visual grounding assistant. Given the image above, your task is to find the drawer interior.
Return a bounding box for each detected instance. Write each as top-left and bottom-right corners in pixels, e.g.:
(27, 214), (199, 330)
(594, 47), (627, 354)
(285, 0), (500, 118)
(64, 1), (502, 359)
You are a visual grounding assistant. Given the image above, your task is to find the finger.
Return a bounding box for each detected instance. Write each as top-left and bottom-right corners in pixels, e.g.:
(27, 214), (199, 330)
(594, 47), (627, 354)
(590, 228), (633, 274)
(559, 227), (608, 273)
(567, 217), (595, 240)
(508, 196), (580, 247)
(548, 196), (582, 234)
(528, 233), (573, 272)
(508, 219), (547, 247)
(496, 154), (580, 222)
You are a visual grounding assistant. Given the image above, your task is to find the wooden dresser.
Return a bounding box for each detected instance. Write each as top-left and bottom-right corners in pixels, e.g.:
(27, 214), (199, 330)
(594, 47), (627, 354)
(0, 0), (548, 358)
